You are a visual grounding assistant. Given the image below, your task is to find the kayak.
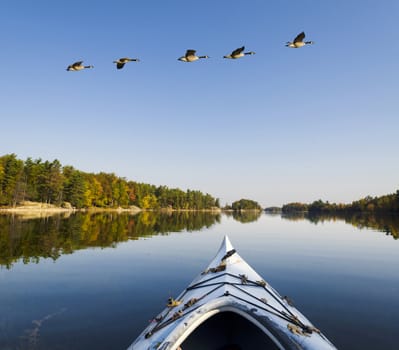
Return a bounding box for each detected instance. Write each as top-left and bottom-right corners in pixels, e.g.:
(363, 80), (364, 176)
(127, 236), (337, 350)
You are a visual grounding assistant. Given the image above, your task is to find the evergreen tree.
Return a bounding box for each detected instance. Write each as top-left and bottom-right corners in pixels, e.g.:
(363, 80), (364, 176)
(0, 154), (24, 206)
(64, 170), (87, 208)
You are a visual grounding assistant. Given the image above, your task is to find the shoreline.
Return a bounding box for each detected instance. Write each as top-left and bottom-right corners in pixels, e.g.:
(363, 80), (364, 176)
(0, 206), (264, 215)
(0, 202), (264, 215)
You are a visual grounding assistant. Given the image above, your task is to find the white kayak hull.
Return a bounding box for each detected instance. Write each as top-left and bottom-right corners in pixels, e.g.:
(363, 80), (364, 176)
(128, 236), (337, 350)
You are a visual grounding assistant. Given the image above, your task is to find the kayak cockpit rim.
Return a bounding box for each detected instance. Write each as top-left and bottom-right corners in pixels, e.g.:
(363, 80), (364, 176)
(170, 306), (286, 350)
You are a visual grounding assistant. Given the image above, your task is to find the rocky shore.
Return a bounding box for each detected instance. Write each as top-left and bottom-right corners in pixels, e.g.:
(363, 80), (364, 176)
(0, 201), (142, 217)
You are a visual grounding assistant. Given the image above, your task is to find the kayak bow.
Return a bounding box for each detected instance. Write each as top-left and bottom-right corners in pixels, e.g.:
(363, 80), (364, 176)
(127, 236), (337, 350)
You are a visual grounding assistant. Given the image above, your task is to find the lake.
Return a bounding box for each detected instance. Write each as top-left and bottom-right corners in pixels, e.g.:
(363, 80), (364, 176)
(0, 211), (398, 349)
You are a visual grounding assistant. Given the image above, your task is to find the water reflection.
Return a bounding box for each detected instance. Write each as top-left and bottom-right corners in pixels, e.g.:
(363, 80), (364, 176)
(282, 212), (399, 239)
(0, 211), (221, 268)
(2, 210), (397, 269)
(224, 210), (262, 223)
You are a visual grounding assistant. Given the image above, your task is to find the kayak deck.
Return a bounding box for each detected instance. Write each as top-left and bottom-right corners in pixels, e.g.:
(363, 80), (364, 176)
(128, 236), (336, 350)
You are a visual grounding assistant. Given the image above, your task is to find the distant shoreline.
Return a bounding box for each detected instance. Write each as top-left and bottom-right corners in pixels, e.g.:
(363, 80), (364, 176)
(0, 201), (141, 214)
(0, 204), (264, 215)
(0, 203), (223, 215)
(0, 207), (142, 214)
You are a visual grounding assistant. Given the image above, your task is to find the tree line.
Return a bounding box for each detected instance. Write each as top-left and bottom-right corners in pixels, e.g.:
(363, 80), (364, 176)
(281, 190), (399, 214)
(0, 154), (220, 210)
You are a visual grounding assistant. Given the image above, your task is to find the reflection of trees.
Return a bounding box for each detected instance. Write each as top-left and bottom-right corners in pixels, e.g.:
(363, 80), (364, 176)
(0, 211), (221, 268)
(337, 213), (399, 239)
(232, 210), (262, 223)
(280, 212), (399, 240)
(281, 212), (306, 221)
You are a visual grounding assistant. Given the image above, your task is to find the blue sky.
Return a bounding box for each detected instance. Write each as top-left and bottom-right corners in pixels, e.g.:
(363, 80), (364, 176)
(1, 0), (398, 206)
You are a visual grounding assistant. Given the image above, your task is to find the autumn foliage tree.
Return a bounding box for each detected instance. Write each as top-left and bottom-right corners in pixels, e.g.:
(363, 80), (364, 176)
(0, 154), (220, 210)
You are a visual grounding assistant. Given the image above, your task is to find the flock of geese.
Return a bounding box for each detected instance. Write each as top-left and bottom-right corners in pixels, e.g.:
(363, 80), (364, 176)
(66, 31), (314, 71)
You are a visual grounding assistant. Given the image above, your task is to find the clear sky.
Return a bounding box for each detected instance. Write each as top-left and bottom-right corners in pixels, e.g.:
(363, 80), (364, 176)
(1, 0), (398, 207)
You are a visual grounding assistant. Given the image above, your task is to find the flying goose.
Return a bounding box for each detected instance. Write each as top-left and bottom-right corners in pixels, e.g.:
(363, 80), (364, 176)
(178, 49), (209, 62)
(286, 32), (314, 48)
(113, 57), (140, 69)
(66, 61), (94, 71)
(223, 46), (255, 59)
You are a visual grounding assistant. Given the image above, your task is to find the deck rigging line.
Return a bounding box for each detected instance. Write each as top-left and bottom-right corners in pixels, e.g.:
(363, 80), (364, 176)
(145, 271), (313, 339)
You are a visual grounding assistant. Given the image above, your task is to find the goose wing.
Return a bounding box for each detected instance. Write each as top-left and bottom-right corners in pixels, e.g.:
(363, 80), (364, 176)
(294, 32), (305, 43)
(67, 61), (83, 70)
(231, 46), (245, 56)
(71, 61), (83, 67)
(116, 62), (125, 69)
(185, 49), (196, 57)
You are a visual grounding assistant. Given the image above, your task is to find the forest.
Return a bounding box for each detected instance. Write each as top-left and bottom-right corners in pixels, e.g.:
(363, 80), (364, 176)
(282, 190), (399, 214)
(0, 154), (220, 210)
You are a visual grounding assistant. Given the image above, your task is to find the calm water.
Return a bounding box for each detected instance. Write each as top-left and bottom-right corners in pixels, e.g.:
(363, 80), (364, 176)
(0, 211), (398, 350)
